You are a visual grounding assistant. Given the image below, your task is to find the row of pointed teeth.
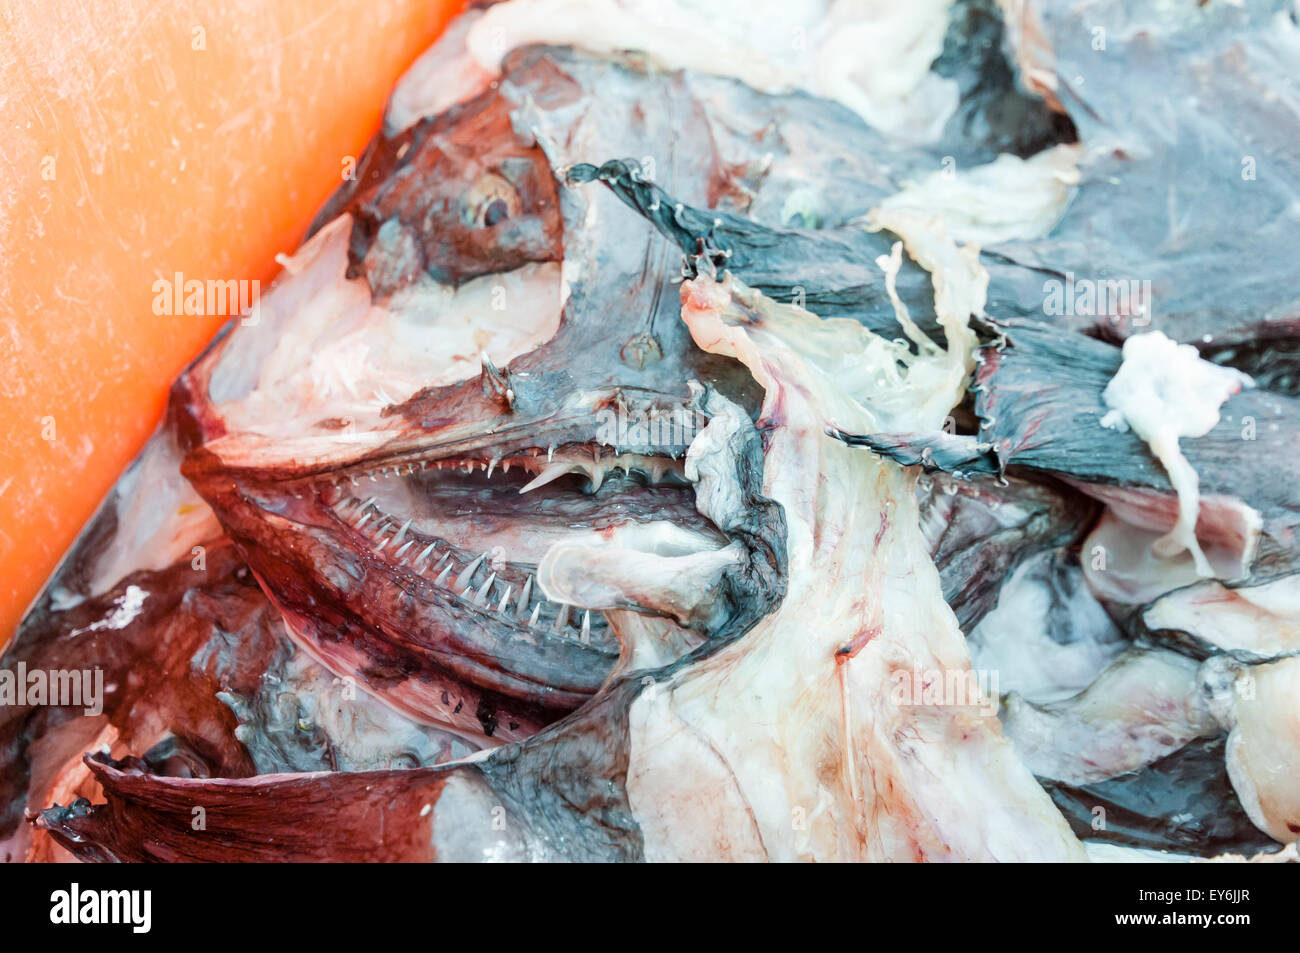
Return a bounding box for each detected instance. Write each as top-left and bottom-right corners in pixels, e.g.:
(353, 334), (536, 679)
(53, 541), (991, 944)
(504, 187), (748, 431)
(517, 452), (687, 494)
(336, 496), (600, 643)
(313, 447), (687, 490)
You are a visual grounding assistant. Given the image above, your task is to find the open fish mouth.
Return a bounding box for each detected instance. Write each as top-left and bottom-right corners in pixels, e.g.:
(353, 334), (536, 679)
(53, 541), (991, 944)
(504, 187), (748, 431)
(180, 411), (734, 740)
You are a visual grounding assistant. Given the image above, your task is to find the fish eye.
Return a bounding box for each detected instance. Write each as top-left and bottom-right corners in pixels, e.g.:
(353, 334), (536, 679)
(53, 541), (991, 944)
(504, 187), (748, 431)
(483, 198), (510, 226)
(461, 170), (522, 227)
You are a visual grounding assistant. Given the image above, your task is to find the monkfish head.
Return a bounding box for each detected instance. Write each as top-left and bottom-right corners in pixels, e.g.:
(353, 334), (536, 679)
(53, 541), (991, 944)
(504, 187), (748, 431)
(171, 82), (783, 745)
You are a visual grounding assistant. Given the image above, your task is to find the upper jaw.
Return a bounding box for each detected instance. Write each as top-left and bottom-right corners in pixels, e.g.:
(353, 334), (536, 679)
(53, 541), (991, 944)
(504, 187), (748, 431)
(186, 374), (703, 480)
(185, 379), (779, 619)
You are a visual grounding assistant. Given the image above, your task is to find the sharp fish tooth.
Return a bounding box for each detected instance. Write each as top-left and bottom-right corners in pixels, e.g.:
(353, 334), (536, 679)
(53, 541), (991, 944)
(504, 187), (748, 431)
(518, 462), (575, 495)
(529, 604), (541, 627)
(455, 553), (486, 590)
(435, 562), (454, 585)
(580, 610), (591, 644)
(394, 540), (414, 559)
(497, 585), (512, 615)
(487, 460), (497, 479)
(374, 534), (393, 552)
(553, 603), (571, 632)
(516, 575), (533, 619)
(415, 542), (437, 567)
(393, 518), (412, 545)
(588, 466), (605, 492)
(475, 572), (496, 605)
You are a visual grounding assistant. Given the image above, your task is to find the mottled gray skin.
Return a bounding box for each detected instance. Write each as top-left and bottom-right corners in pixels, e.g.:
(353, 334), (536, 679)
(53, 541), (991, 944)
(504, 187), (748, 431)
(918, 475), (1100, 631)
(837, 319), (1300, 577)
(1043, 737), (1281, 856)
(983, 0), (1300, 363)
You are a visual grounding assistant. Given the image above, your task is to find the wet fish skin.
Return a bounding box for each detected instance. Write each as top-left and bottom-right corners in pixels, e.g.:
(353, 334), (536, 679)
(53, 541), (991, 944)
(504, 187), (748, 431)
(986, 0), (1300, 347)
(929, 0), (1077, 164)
(829, 428), (1001, 477)
(1044, 737), (1281, 858)
(565, 159), (942, 339)
(957, 320), (1300, 566)
(844, 320), (1299, 610)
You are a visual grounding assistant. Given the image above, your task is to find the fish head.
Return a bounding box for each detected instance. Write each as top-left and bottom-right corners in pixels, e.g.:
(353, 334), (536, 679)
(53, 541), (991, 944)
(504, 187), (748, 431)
(327, 86), (566, 296)
(171, 91), (784, 743)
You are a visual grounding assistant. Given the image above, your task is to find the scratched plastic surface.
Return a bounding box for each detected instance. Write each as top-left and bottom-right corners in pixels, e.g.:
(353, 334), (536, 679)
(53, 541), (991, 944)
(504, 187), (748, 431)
(0, 0), (462, 644)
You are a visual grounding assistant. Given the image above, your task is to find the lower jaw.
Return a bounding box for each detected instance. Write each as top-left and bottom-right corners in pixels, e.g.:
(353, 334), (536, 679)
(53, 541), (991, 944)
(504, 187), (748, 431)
(200, 503), (618, 744)
(268, 594), (559, 746)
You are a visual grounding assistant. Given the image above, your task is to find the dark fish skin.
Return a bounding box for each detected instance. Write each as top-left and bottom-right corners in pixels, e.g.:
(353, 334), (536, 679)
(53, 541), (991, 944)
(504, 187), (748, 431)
(930, 0), (1077, 164)
(918, 474), (1100, 631)
(1198, 322), (1300, 399)
(1042, 737), (1280, 858)
(983, 0), (1300, 351)
(971, 321), (1300, 527)
(843, 320), (1300, 574)
(830, 428), (1001, 477)
(566, 159), (943, 340)
(553, 2), (1080, 342)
